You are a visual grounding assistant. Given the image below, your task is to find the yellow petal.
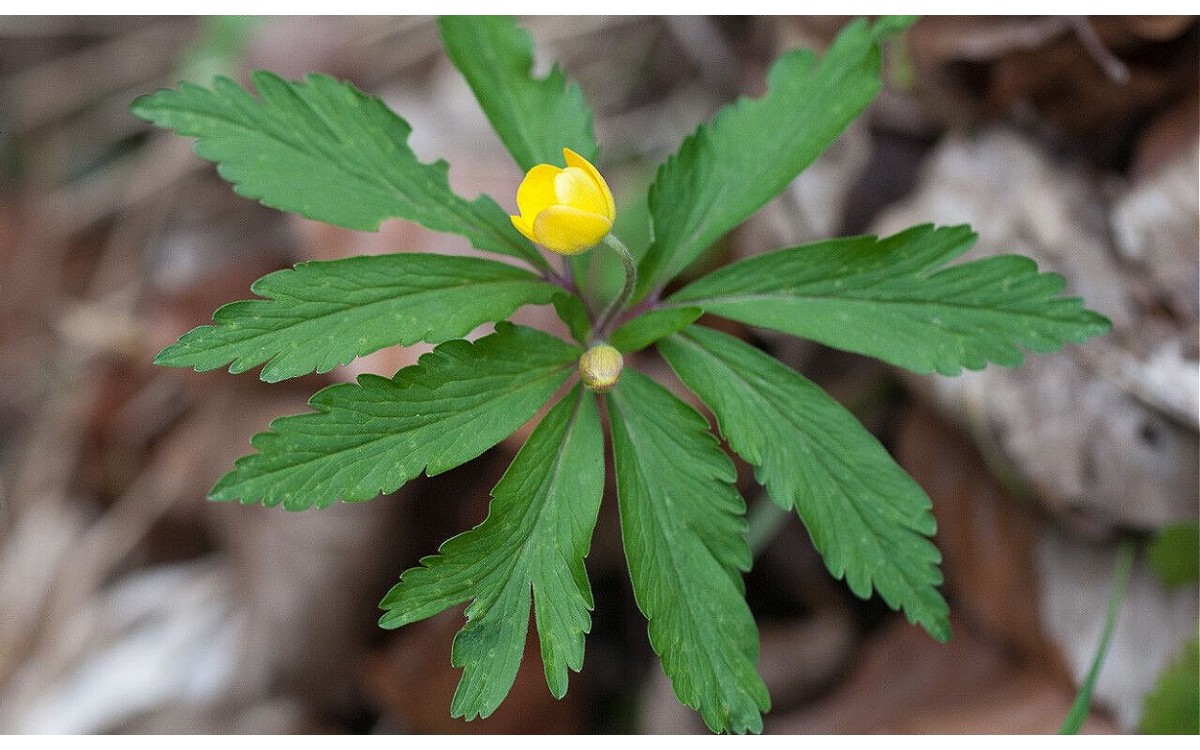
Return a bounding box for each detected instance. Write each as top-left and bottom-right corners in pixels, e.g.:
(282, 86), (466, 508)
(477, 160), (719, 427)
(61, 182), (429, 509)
(563, 147), (615, 220)
(554, 167), (610, 217)
(510, 214), (537, 244)
(532, 205), (612, 255)
(515, 163), (562, 220)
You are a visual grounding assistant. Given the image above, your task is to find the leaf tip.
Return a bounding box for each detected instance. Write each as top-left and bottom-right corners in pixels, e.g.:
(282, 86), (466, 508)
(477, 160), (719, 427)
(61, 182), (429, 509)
(377, 609), (404, 630)
(205, 479), (239, 504)
(128, 91), (160, 120)
(1084, 309), (1114, 337)
(151, 344), (180, 368)
(925, 616), (953, 644)
(871, 15), (920, 41)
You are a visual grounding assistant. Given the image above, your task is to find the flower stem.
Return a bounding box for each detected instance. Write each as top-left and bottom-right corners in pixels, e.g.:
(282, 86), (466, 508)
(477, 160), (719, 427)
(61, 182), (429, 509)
(592, 234), (637, 343)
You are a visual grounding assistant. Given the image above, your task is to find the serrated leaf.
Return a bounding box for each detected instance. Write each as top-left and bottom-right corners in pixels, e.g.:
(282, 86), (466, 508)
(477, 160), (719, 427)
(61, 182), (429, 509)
(156, 253), (559, 382)
(438, 16), (597, 172)
(607, 369), (769, 733)
(637, 16), (908, 299)
(667, 224), (1111, 375)
(608, 306), (702, 353)
(658, 325), (949, 641)
(210, 323), (578, 509)
(131, 71), (547, 270)
(378, 385), (604, 718)
(437, 15), (606, 306)
(1140, 636), (1199, 734)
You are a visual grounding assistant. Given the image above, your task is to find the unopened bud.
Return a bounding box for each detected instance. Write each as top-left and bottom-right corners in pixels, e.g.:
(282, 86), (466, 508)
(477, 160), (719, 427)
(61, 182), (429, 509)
(578, 344), (623, 393)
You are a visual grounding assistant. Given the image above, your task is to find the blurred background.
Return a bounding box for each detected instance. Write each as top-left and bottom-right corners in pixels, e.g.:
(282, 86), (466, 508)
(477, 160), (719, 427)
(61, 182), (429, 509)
(0, 15), (1196, 734)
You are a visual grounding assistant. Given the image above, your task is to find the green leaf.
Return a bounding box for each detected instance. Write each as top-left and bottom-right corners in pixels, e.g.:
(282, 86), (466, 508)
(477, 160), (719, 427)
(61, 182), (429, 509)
(608, 306), (702, 353)
(438, 16), (597, 172)
(1140, 636), (1199, 734)
(870, 15), (921, 40)
(668, 224), (1111, 375)
(379, 385), (604, 718)
(637, 16), (909, 299)
(552, 291), (591, 345)
(131, 71), (547, 271)
(210, 323), (578, 509)
(155, 253), (559, 382)
(658, 325), (949, 641)
(437, 15), (605, 306)
(607, 369), (769, 733)
(1147, 522), (1200, 587)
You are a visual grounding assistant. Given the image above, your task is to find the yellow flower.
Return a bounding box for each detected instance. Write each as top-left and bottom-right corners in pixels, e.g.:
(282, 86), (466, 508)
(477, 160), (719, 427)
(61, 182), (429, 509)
(510, 148), (615, 255)
(578, 343), (623, 393)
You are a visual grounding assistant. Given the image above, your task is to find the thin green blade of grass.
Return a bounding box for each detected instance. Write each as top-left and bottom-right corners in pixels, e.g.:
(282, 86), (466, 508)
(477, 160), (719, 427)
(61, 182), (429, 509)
(1058, 538), (1136, 734)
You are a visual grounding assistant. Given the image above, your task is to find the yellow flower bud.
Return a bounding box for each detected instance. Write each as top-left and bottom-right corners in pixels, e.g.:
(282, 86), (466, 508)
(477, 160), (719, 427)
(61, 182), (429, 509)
(578, 344), (623, 393)
(510, 148), (616, 255)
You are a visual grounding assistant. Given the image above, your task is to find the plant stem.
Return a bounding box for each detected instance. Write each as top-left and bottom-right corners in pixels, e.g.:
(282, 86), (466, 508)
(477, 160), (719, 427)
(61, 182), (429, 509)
(543, 264), (572, 292)
(592, 234), (637, 342)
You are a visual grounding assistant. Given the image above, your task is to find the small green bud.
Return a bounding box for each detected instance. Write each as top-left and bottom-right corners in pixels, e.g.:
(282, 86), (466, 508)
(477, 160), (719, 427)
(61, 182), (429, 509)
(579, 344), (623, 393)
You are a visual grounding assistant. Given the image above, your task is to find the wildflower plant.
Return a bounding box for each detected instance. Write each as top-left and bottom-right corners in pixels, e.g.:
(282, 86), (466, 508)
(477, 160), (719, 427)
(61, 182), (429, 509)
(133, 16), (1110, 733)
